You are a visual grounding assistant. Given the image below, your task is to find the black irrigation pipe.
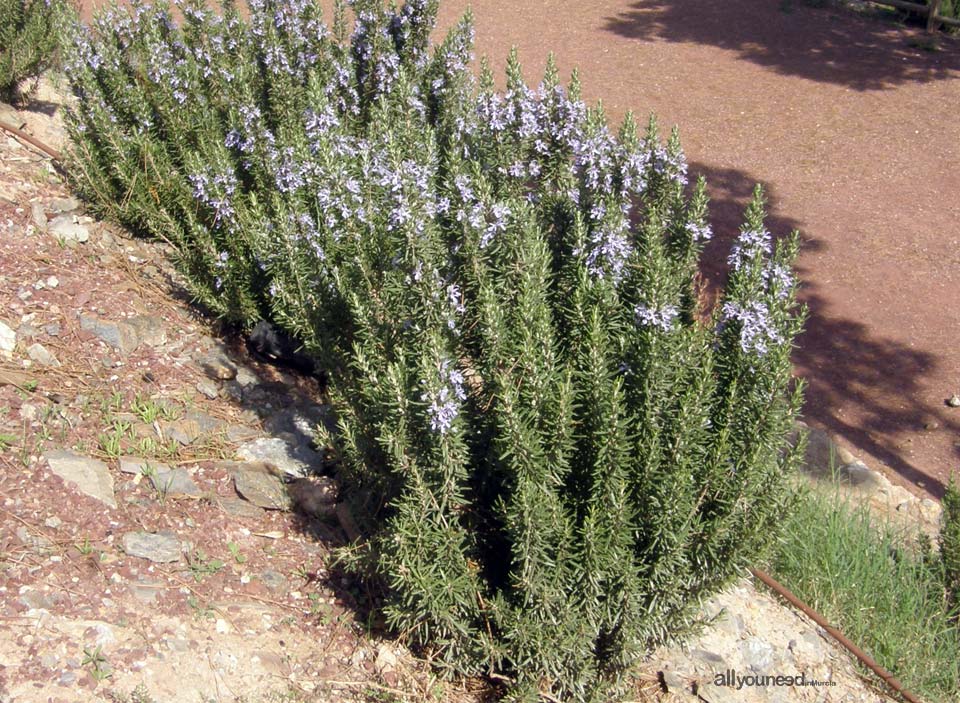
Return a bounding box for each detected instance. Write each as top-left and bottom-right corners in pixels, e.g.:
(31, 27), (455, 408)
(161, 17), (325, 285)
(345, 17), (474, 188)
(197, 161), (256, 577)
(751, 567), (924, 703)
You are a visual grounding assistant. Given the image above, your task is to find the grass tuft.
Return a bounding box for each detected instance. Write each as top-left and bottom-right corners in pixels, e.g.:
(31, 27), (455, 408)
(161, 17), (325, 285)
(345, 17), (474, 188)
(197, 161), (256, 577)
(771, 480), (960, 702)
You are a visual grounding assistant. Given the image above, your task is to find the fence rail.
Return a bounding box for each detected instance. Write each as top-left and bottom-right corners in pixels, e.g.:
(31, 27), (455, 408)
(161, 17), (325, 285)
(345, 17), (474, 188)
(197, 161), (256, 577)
(856, 0), (960, 30)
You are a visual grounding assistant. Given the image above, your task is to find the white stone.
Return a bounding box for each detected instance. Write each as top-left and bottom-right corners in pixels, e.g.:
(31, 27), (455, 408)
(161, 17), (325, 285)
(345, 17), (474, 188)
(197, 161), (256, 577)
(0, 320), (15, 356)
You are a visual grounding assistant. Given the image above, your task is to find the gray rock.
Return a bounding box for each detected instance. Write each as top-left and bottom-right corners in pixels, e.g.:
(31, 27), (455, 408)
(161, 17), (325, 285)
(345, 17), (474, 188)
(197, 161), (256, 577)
(48, 196), (81, 215)
(80, 314), (140, 355)
(0, 320), (15, 355)
(44, 449), (117, 508)
(260, 569), (288, 592)
(198, 348), (237, 380)
(27, 342), (60, 367)
(235, 365), (259, 388)
(121, 531), (182, 563)
(195, 379), (220, 399)
(690, 649), (727, 669)
(127, 315), (167, 347)
(843, 461), (886, 490)
(58, 671), (78, 686)
(236, 437), (321, 477)
(150, 467), (202, 498)
(216, 496), (264, 518)
(232, 463), (292, 510)
(225, 424), (259, 443)
(119, 456), (169, 475)
(221, 380), (244, 402)
(19, 588), (58, 610)
(17, 322), (40, 339)
(16, 525), (54, 552)
(44, 516), (62, 529)
(31, 202), (47, 228)
(263, 403), (329, 440)
(48, 215), (89, 243)
(162, 411), (222, 446)
(741, 637), (775, 673)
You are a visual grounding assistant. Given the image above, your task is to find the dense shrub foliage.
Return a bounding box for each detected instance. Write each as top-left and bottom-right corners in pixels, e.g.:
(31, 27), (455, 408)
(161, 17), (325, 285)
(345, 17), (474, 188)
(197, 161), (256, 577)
(0, 0), (63, 101)
(63, 0), (807, 698)
(942, 479), (960, 612)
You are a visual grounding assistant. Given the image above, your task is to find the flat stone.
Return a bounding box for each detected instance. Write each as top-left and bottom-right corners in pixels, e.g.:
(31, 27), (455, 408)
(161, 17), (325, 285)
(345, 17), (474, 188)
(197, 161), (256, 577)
(31, 201), (47, 227)
(119, 456), (169, 475)
(127, 315), (167, 347)
(27, 342), (60, 367)
(150, 467), (202, 498)
(44, 322), (61, 337)
(263, 404), (330, 440)
(235, 365), (259, 388)
(48, 215), (89, 243)
(195, 379), (220, 399)
(162, 419), (203, 446)
(48, 196), (81, 214)
(16, 525), (54, 552)
(843, 461), (886, 490)
(259, 569), (288, 592)
(225, 424), (259, 443)
(232, 463), (292, 510)
(44, 449), (117, 508)
(216, 496), (264, 518)
(80, 314), (140, 355)
(198, 348), (237, 380)
(236, 437), (321, 477)
(19, 588), (58, 610)
(121, 531), (182, 563)
(741, 637), (775, 673)
(0, 320), (15, 356)
(17, 322), (40, 339)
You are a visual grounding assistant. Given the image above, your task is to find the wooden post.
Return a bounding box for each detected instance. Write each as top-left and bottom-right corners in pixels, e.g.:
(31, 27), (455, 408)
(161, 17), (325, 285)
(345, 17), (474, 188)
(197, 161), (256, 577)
(927, 0), (943, 32)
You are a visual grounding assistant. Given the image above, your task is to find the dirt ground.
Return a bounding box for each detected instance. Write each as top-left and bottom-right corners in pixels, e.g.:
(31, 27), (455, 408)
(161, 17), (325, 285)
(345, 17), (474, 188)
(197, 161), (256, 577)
(423, 0), (960, 499)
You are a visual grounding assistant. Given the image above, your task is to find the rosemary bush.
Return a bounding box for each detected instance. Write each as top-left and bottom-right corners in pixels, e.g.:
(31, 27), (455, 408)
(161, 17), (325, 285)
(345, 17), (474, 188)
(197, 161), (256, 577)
(0, 0), (62, 101)
(63, 0), (806, 698)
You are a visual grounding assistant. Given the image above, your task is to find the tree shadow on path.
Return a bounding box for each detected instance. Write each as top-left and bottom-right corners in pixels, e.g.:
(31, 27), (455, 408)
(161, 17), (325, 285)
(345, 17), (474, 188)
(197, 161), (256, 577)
(603, 0), (960, 91)
(691, 161), (958, 498)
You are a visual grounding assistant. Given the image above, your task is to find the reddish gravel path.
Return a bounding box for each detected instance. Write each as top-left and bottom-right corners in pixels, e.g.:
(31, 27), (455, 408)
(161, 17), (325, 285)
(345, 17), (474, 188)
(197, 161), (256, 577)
(76, 0), (960, 497)
(431, 0), (960, 498)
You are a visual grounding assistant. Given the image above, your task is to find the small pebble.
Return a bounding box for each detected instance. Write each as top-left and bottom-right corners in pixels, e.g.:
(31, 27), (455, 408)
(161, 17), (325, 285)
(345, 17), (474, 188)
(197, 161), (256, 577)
(46, 276), (59, 289)
(947, 394), (960, 408)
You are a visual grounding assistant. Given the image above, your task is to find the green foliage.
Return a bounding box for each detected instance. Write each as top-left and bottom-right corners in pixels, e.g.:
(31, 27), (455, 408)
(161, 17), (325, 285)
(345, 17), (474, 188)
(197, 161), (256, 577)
(772, 481), (960, 702)
(63, 0), (806, 699)
(0, 0), (63, 101)
(941, 478), (960, 610)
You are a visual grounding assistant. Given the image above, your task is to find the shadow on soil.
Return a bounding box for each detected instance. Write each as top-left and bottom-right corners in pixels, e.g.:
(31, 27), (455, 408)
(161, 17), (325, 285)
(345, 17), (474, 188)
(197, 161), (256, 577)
(602, 0), (960, 91)
(691, 160), (958, 499)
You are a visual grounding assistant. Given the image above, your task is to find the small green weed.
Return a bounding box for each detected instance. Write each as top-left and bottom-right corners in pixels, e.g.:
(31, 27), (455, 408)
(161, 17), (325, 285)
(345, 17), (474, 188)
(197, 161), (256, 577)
(226, 542), (247, 564)
(0, 433), (17, 451)
(187, 550), (225, 582)
(82, 645), (112, 682)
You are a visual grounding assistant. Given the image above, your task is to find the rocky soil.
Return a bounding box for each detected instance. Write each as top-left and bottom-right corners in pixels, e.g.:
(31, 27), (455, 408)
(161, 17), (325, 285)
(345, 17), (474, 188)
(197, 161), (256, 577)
(0, 80), (932, 703)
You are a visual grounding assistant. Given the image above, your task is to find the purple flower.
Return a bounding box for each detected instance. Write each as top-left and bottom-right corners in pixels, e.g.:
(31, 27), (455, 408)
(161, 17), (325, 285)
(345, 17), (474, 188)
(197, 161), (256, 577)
(721, 301), (782, 355)
(635, 303), (679, 332)
(763, 263), (794, 299)
(728, 228), (772, 270)
(685, 221), (713, 243)
(422, 359), (467, 435)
